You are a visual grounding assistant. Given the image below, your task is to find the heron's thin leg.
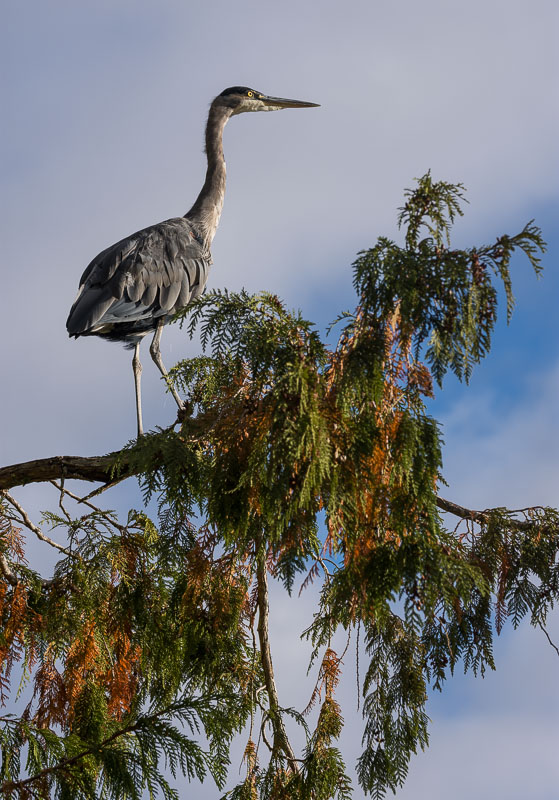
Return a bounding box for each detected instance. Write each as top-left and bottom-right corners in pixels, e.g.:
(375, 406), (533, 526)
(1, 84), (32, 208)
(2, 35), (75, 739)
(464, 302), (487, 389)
(132, 343), (144, 437)
(149, 321), (183, 409)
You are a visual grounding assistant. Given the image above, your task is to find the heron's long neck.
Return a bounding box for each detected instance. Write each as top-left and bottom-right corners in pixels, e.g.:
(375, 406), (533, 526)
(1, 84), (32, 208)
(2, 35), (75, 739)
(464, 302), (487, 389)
(185, 104), (232, 249)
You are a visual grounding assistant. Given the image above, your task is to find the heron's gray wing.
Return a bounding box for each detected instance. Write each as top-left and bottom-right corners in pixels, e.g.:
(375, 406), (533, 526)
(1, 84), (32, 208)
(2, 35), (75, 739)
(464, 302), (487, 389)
(66, 218), (210, 335)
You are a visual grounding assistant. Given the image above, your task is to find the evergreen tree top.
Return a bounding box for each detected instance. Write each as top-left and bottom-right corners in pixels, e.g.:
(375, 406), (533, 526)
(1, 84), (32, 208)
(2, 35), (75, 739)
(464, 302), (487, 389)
(1, 175), (556, 800)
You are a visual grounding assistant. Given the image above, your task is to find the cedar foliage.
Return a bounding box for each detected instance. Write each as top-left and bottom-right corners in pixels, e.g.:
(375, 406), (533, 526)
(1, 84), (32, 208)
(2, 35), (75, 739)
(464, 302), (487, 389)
(1, 174), (557, 799)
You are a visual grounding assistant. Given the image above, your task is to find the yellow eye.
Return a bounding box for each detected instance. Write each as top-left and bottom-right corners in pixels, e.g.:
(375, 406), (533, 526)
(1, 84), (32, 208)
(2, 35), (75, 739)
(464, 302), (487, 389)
(247, 91), (253, 97)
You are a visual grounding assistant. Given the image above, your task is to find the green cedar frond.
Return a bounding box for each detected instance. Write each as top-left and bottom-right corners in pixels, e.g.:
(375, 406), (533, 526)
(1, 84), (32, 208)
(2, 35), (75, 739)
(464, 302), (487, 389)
(351, 174), (545, 385)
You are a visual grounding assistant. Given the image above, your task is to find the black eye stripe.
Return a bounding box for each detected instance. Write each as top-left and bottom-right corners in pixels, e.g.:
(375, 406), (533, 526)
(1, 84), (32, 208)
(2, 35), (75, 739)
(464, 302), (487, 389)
(219, 86), (254, 97)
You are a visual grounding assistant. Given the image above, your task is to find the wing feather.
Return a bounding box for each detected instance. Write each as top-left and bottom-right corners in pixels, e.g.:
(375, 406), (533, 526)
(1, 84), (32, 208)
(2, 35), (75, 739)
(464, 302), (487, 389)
(66, 217), (210, 337)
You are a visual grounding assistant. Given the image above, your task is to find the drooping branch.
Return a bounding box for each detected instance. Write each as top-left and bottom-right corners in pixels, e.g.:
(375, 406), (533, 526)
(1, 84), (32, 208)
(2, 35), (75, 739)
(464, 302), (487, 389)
(0, 721), (139, 795)
(0, 703), (193, 796)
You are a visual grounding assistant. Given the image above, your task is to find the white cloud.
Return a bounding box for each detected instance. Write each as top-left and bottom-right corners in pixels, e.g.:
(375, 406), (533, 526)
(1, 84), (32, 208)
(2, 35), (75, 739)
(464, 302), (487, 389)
(439, 362), (559, 508)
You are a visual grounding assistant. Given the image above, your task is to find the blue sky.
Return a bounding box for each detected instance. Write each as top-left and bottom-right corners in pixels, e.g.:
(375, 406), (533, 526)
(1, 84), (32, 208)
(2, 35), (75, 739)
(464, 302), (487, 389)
(2, 1), (558, 797)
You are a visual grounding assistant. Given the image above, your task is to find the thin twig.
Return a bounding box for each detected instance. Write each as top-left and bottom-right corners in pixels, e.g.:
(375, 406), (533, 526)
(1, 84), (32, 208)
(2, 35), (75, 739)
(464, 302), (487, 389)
(49, 481), (125, 534)
(538, 622), (559, 658)
(53, 479), (72, 524)
(2, 491), (76, 559)
(80, 475), (128, 502)
(259, 717), (274, 754)
(436, 496), (545, 532)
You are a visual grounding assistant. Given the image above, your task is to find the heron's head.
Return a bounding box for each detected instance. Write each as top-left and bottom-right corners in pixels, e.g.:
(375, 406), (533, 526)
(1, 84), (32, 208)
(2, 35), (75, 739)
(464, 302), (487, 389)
(214, 86), (319, 115)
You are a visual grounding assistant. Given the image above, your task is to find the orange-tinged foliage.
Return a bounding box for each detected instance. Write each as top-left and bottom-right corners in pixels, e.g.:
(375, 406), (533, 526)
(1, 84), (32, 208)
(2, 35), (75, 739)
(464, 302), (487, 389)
(1, 523), (32, 692)
(1, 515), (27, 565)
(33, 614), (142, 726)
(318, 309), (438, 621)
(305, 647), (343, 716)
(33, 643), (67, 727)
(104, 633), (141, 719)
(31, 619), (142, 727)
(64, 618), (102, 722)
(0, 583), (29, 681)
(242, 738), (258, 797)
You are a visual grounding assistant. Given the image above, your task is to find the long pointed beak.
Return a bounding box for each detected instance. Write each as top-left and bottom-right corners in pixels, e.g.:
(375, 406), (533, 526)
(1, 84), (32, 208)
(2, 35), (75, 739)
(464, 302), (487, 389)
(259, 94), (320, 109)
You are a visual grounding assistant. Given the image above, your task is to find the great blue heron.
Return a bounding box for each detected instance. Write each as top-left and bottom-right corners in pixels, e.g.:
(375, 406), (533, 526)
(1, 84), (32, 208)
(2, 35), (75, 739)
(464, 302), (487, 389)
(66, 87), (319, 436)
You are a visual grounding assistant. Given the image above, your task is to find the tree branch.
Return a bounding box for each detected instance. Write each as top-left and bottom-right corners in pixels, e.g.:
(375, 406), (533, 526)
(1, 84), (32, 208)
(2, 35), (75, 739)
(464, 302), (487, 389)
(435, 496), (544, 532)
(0, 454), (125, 490)
(0, 452), (551, 535)
(256, 548), (299, 774)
